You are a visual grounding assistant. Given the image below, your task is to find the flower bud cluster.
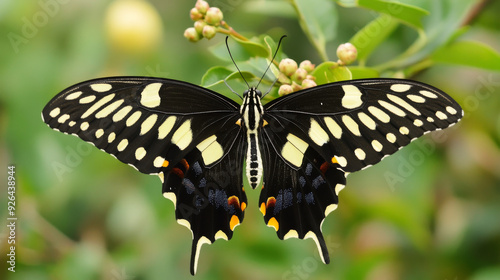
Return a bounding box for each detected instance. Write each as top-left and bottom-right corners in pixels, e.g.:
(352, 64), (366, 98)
(278, 59), (317, 96)
(184, 0), (223, 42)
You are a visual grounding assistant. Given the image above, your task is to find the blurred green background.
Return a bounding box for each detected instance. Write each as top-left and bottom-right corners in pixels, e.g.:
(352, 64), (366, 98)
(1, 0), (500, 279)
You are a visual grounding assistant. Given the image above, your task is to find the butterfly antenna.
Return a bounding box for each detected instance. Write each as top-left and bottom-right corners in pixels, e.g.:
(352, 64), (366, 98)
(226, 36), (250, 89)
(256, 35), (287, 89)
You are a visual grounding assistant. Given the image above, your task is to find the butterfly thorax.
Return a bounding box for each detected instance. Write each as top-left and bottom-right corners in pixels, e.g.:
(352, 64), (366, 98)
(240, 87), (264, 189)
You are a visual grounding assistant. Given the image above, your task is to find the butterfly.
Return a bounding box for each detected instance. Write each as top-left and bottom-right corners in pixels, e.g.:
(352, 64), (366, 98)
(42, 45), (463, 275)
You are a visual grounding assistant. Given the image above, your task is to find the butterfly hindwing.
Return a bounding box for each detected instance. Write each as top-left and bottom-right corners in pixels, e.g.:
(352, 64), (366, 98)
(162, 126), (246, 275)
(260, 78), (463, 260)
(259, 125), (346, 263)
(42, 76), (246, 274)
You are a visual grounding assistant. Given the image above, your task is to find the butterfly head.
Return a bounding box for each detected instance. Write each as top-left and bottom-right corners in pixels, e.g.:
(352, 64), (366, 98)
(243, 87), (263, 99)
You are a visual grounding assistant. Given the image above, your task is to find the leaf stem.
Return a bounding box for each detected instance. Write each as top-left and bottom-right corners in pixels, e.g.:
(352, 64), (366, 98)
(218, 21), (249, 41)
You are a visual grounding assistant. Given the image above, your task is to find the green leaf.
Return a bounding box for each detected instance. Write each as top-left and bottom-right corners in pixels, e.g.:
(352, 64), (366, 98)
(335, 0), (428, 29)
(357, 0), (429, 30)
(375, 0), (479, 71)
(201, 66), (233, 87)
(349, 14), (399, 62)
(232, 36), (270, 58)
(349, 66), (380, 79)
(290, 0), (338, 61)
(431, 41), (500, 71)
(311, 62), (352, 85)
(201, 66), (257, 88)
(241, 1), (296, 18)
(210, 37), (269, 62)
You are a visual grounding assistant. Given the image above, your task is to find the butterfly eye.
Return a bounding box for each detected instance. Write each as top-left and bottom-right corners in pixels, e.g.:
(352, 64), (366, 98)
(243, 89), (250, 97)
(255, 89), (262, 97)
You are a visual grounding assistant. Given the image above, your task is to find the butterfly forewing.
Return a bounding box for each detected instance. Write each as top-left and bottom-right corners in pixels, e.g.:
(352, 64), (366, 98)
(264, 79), (463, 172)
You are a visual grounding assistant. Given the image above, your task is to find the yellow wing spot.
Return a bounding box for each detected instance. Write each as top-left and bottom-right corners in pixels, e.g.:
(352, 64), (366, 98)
(260, 202), (266, 216)
(162, 160), (169, 167)
(230, 215), (240, 231)
(235, 119), (242, 126)
(263, 119), (269, 127)
(331, 157), (338, 164)
(267, 217), (279, 231)
(241, 202), (247, 212)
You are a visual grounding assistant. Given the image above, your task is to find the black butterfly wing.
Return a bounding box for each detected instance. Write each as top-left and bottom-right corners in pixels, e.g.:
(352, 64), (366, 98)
(42, 77), (246, 274)
(260, 78), (463, 262)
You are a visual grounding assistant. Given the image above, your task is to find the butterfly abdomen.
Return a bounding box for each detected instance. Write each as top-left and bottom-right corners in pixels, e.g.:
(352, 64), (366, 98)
(241, 88), (264, 189)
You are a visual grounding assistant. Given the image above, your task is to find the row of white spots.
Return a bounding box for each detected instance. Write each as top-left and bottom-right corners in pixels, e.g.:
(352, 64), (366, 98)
(282, 133), (309, 168)
(196, 135), (224, 165)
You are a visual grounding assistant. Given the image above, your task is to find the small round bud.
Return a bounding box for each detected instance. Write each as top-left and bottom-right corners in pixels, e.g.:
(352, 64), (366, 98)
(190, 8), (203, 21)
(202, 25), (217, 40)
(337, 43), (357, 65)
(306, 75), (316, 80)
(291, 81), (302, 92)
(195, 0), (210, 14)
(301, 79), (317, 89)
(279, 58), (298, 77)
(291, 68), (308, 83)
(299, 60), (315, 72)
(205, 7), (223, 26)
(279, 84), (294, 96)
(184, 27), (200, 42)
(194, 20), (206, 34)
